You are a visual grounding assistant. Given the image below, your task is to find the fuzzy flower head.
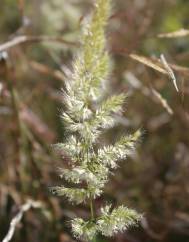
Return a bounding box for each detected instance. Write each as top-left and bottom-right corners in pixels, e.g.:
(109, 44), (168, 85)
(52, 0), (142, 241)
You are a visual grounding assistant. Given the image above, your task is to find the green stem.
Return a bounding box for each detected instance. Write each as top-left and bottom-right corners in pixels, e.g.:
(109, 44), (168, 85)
(90, 194), (95, 221)
(90, 195), (97, 242)
(85, 143), (97, 242)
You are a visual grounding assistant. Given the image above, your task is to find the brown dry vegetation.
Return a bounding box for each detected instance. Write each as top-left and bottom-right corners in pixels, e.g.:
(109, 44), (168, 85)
(0, 0), (189, 242)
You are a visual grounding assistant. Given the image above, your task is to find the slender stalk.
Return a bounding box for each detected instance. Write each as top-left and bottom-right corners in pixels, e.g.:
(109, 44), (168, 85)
(86, 145), (95, 222)
(6, 62), (22, 166)
(86, 143), (96, 242)
(90, 194), (95, 221)
(90, 197), (96, 242)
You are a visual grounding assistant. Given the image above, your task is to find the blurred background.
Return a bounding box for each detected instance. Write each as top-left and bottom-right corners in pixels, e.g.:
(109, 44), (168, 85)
(0, 0), (189, 242)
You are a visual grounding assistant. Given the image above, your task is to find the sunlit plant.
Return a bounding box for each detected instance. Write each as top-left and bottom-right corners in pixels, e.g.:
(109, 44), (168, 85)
(52, 0), (142, 240)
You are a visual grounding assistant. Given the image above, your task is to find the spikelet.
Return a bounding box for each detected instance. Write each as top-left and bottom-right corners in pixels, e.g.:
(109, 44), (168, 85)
(52, 0), (142, 240)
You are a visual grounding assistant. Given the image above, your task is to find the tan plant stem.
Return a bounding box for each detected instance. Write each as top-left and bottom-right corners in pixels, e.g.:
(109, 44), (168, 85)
(0, 35), (79, 52)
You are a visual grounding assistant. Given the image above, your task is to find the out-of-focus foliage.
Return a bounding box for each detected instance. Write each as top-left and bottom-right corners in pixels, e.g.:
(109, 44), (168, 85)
(41, 0), (83, 35)
(0, 0), (189, 242)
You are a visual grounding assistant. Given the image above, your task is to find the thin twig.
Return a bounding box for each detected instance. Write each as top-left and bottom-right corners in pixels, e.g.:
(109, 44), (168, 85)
(2, 200), (42, 242)
(0, 35), (79, 52)
(151, 88), (174, 115)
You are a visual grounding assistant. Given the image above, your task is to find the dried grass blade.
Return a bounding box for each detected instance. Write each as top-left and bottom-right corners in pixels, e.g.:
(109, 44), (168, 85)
(129, 54), (167, 75)
(158, 29), (189, 38)
(160, 54), (179, 92)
